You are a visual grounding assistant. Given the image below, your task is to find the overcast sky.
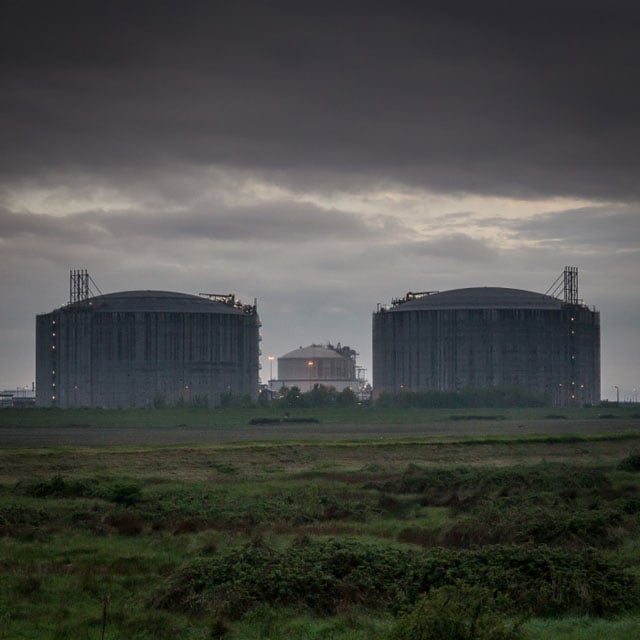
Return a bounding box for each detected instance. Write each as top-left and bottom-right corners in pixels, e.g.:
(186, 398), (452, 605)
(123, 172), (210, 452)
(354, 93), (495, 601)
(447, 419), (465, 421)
(1, 1), (639, 400)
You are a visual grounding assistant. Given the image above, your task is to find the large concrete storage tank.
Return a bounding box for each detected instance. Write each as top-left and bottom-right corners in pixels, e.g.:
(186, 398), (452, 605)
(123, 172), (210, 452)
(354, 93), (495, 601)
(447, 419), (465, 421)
(36, 290), (260, 407)
(372, 280), (600, 406)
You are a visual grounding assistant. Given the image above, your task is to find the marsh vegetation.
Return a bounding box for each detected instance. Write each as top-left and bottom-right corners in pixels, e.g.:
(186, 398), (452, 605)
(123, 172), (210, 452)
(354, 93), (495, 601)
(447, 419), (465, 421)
(1, 412), (639, 638)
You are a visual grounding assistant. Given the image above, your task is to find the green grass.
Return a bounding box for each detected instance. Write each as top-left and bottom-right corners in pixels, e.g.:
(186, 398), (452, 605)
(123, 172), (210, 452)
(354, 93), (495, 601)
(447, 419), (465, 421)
(1, 404), (639, 428)
(525, 616), (640, 640)
(1, 423), (640, 638)
(232, 606), (394, 639)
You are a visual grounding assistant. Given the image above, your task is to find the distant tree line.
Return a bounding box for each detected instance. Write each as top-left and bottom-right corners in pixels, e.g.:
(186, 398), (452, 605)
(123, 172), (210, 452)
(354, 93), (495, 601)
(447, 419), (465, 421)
(155, 384), (548, 409)
(273, 384), (358, 409)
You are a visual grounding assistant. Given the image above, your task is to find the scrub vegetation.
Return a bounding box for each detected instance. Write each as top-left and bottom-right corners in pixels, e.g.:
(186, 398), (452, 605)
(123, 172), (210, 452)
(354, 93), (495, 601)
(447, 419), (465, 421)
(1, 418), (640, 638)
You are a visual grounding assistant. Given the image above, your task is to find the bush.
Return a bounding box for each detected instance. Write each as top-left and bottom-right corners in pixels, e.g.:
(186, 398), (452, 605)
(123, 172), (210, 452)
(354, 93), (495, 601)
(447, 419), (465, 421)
(110, 482), (143, 506)
(13, 574), (43, 598)
(103, 511), (144, 536)
(408, 545), (637, 617)
(336, 387), (358, 407)
(275, 384), (359, 408)
(379, 464), (611, 500)
(440, 501), (624, 548)
(392, 583), (526, 640)
(154, 538), (636, 619)
(16, 475), (96, 499)
(217, 392), (255, 408)
(278, 386), (306, 408)
(154, 538), (412, 617)
(618, 454), (640, 472)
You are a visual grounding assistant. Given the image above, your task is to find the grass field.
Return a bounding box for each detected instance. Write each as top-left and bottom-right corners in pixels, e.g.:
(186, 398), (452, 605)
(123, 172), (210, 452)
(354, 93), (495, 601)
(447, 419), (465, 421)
(1, 404), (638, 428)
(1, 407), (639, 638)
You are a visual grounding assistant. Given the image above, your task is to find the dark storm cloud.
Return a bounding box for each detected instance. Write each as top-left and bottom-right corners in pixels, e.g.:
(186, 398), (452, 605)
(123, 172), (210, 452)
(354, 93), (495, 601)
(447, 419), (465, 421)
(2, 1), (640, 199)
(0, 200), (395, 246)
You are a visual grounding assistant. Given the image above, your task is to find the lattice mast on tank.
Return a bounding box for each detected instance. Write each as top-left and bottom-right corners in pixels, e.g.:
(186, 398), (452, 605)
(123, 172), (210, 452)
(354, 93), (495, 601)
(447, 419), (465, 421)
(545, 266), (585, 406)
(545, 266), (579, 304)
(564, 266), (578, 305)
(69, 269), (102, 304)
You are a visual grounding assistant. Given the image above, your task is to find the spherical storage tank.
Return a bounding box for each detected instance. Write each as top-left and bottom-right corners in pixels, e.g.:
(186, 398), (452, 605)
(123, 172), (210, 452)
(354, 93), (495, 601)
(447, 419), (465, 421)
(372, 285), (600, 406)
(36, 291), (260, 407)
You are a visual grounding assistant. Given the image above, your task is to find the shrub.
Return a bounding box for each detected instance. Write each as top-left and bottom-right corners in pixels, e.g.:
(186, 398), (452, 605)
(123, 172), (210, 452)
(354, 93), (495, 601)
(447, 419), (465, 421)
(440, 501), (623, 548)
(209, 613), (231, 639)
(392, 583), (527, 640)
(217, 392), (254, 408)
(13, 573), (43, 598)
(153, 538), (636, 619)
(278, 386), (306, 408)
(172, 518), (206, 535)
(14, 475), (144, 507)
(110, 482), (143, 506)
(336, 387), (358, 407)
(16, 475), (95, 498)
(408, 545), (637, 617)
(275, 384), (358, 408)
(618, 454), (640, 472)
(248, 417), (282, 425)
(103, 511), (144, 536)
(191, 394), (209, 408)
(154, 538), (412, 617)
(379, 464), (611, 500)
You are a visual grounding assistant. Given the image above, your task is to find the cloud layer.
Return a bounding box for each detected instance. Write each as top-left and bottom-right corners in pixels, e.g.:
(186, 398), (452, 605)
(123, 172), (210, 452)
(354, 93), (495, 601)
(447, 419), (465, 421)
(3, 1), (640, 198)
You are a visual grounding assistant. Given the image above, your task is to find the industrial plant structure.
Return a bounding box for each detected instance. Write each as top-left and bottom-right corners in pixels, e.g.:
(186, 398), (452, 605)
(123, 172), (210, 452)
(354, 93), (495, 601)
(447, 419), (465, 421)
(36, 271), (260, 408)
(372, 268), (600, 406)
(271, 343), (359, 393)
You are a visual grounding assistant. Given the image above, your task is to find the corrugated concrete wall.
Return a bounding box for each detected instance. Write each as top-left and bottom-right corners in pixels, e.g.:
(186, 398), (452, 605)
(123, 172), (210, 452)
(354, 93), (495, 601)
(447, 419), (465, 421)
(36, 308), (260, 407)
(372, 306), (600, 405)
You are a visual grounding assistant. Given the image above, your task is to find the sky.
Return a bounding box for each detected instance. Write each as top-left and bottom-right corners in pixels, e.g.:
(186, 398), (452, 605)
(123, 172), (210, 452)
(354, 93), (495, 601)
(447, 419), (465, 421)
(1, 0), (639, 400)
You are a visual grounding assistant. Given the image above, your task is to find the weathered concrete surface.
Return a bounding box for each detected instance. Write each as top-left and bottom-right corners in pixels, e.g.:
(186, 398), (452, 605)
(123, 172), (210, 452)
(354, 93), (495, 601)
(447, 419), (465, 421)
(373, 289), (600, 405)
(36, 291), (260, 408)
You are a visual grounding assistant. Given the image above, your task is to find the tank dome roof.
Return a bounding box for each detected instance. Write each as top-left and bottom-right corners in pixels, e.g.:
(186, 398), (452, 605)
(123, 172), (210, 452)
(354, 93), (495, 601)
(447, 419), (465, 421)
(388, 287), (564, 311)
(280, 345), (349, 360)
(60, 290), (249, 314)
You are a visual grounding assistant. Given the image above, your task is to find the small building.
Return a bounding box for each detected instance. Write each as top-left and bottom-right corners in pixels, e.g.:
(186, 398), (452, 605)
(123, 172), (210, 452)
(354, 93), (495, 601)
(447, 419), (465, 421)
(271, 343), (359, 393)
(0, 387), (36, 408)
